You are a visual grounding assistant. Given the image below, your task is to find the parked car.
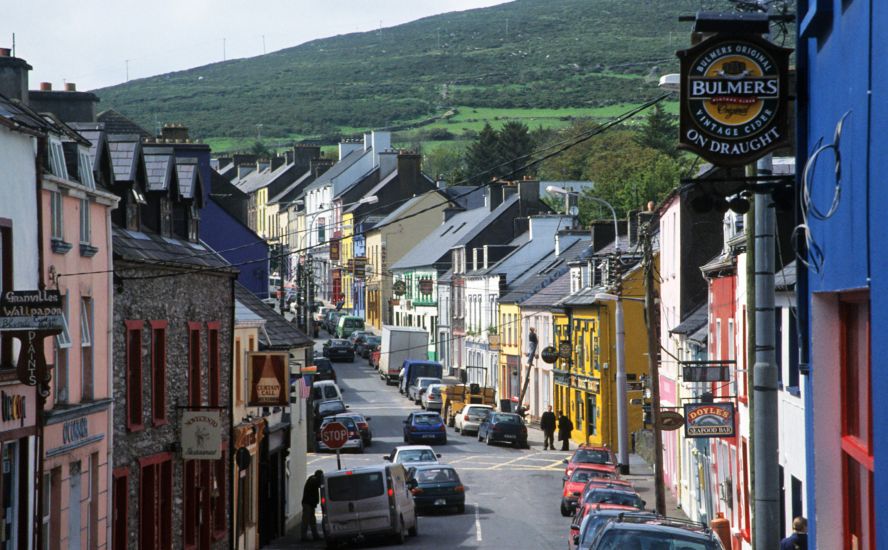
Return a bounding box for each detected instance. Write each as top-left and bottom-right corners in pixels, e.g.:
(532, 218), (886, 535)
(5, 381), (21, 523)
(477, 412), (528, 448)
(313, 398), (349, 432)
(383, 445), (441, 465)
(576, 480), (636, 512)
(581, 486), (645, 510)
(323, 339), (355, 362)
(454, 404), (494, 436)
(316, 414), (364, 453)
(339, 412), (373, 446)
(336, 315), (365, 338)
(347, 329), (371, 349)
(403, 412), (447, 445)
(324, 311), (341, 333)
(421, 383), (444, 411)
(321, 464), (418, 546)
(563, 445), (619, 480)
(310, 357), (337, 383)
(357, 335), (381, 358)
(408, 376), (442, 404)
(582, 515), (724, 550)
(572, 507), (654, 550)
(406, 464), (466, 514)
(561, 464), (623, 516)
(310, 380), (343, 402)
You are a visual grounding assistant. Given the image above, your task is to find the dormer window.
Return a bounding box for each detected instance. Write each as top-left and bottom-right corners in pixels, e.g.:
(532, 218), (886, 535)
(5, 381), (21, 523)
(570, 266), (582, 294)
(48, 139), (69, 179)
(160, 197), (173, 237)
(77, 150), (95, 190)
(188, 204), (200, 241)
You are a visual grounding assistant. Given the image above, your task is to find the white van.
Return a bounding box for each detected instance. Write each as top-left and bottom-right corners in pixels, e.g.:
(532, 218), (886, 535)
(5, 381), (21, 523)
(311, 380), (343, 402)
(321, 464), (418, 545)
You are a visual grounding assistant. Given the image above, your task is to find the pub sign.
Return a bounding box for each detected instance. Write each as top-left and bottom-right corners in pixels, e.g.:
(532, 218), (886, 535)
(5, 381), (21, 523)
(684, 402), (735, 438)
(677, 33), (792, 166)
(247, 352), (289, 407)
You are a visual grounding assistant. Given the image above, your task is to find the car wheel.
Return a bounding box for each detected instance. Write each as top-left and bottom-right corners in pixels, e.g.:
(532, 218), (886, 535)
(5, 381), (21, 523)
(486, 433), (493, 446)
(456, 503), (465, 514)
(403, 434), (409, 443)
(477, 431), (483, 442)
(560, 502), (571, 517)
(393, 517), (406, 545)
(408, 516), (418, 537)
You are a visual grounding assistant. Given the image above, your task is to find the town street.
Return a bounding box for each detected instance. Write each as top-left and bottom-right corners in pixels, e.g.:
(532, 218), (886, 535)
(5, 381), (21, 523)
(277, 336), (572, 549)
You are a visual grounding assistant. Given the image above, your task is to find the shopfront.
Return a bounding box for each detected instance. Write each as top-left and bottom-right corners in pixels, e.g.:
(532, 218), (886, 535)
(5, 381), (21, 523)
(0, 381), (37, 550)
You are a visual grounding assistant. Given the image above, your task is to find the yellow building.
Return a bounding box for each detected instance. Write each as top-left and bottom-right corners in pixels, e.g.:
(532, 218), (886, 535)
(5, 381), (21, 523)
(497, 302), (522, 403)
(553, 257), (652, 447)
(340, 212), (355, 311)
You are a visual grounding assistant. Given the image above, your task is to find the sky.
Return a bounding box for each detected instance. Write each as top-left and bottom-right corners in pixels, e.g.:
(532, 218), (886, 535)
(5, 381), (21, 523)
(1, 0), (510, 91)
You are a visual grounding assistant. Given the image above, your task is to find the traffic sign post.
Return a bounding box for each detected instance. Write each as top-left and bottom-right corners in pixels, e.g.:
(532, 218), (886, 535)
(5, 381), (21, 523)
(321, 421), (349, 470)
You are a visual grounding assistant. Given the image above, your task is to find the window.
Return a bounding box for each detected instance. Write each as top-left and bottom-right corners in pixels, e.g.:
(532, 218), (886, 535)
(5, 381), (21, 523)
(41, 472), (51, 550)
(125, 320), (143, 430)
(89, 453), (98, 550)
(79, 198), (91, 244)
(188, 323), (201, 405)
(139, 453), (172, 550)
(54, 293), (71, 404)
(235, 338), (243, 405)
(208, 322), (220, 407)
(727, 319), (735, 361)
(840, 295), (873, 550)
(48, 140), (68, 179)
(150, 321), (167, 425)
(317, 216), (325, 244)
(183, 462), (197, 548)
(188, 204), (200, 242)
(80, 297), (93, 400)
(78, 150), (95, 190)
(0, 220), (13, 368)
(50, 190), (64, 241)
(212, 452), (226, 540)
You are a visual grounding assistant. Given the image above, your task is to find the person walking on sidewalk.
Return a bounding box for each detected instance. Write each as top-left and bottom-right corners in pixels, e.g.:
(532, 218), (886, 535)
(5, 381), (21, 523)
(557, 411), (573, 451)
(540, 405), (556, 450)
(301, 470), (324, 541)
(780, 517), (808, 550)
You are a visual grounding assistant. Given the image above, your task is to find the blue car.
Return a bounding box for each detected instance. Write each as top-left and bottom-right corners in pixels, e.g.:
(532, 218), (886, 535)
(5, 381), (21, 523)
(403, 412), (447, 445)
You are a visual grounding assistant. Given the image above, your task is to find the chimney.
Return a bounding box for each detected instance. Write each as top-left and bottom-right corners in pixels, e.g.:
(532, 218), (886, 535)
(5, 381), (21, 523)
(0, 50), (31, 104)
(293, 144), (320, 174)
(311, 157), (333, 178)
(443, 207), (461, 222)
(555, 233), (561, 256)
(29, 79), (101, 122)
(284, 150), (295, 164)
(472, 248), (479, 272)
(487, 181), (504, 212)
(483, 246), (489, 270)
(338, 138), (362, 160)
(371, 131), (392, 165)
(397, 152), (421, 192)
(270, 155), (285, 171)
(39, 82), (51, 91)
(160, 123), (189, 141)
(589, 220), (626, 252)
(378, 150), (398, 177)
(64, 82), (76, 92)
(517, 177), (541, 217)
(437, 177), (447, 190)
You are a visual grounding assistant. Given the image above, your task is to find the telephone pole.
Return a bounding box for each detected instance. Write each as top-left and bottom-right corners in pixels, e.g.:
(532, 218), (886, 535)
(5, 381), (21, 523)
(642, 217), (666, 515)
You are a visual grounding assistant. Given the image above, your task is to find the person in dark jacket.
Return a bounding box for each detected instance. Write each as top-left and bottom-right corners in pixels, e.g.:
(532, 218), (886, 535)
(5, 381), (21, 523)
(526, 327), (539, 366)
(557, 412), (573, 451)
(540, 405), (557, 450)
(301, 470), (324, 541)
(780, 517), (807, 550)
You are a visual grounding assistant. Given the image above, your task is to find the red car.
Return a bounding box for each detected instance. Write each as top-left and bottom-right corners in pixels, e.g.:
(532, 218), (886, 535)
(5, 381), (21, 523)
(560, 464), (621, 516)
(562, 445), (618, 481)
(576, 479), (635, 510)
(568, 502), (643, 550)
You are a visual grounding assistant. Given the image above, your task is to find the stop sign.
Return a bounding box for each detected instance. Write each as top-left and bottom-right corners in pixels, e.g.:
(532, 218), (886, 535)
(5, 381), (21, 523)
(320, 421), (349, 450)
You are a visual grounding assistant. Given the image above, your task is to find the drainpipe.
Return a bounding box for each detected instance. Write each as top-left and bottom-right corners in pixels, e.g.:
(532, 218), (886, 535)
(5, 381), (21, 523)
(34, 135), (47, 550)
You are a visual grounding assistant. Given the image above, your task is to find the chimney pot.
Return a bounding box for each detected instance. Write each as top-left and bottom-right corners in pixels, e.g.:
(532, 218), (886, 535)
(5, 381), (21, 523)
(64, 82), (76, 92)
(39, 82), (52, 91)
(0, 48), (10, 57)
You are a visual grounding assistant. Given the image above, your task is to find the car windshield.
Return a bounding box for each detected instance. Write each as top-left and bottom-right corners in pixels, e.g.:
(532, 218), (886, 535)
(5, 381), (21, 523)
(571, 469), (615, 483)
(414, 468), (459, 483)
(493, 414), (521, 424)
(466, 406), (492, 416)
(414, 415), (441, 425)
(575, 449), (614, 465)
(345, 319), (363, 328)
(419, 379), (438, 389)
(330, 339), (348, 346)
(324, 417), (356, 430)
(586, 490), (643, 508)
(367, 337), (381, 345)
(595, 529), (719, 550)
(428, 386), (442, 396)
(327, 472), (385, 502)
(318, 401), (345, 414)
(397, 450), (437, 463)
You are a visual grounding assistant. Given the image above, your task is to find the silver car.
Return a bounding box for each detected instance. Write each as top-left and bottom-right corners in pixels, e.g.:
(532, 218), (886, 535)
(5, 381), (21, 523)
(421, 383), (444, 411)
(454, 404), (494, 435)
(408, 376), (442, 404)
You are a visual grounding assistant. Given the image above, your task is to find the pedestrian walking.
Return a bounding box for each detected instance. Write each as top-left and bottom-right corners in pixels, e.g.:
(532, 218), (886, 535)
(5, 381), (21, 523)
(557, 411), (573, 451)
(540, 405), (556, 450)
(300, 470), (324, 541)
(780, 517), (808, 550)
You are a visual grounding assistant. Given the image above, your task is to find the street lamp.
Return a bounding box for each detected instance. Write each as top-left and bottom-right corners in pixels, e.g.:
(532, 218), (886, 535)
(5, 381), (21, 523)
(657, 73), (680, 93)
(593, 292), (643, 474)
(545, 185), (621, 253)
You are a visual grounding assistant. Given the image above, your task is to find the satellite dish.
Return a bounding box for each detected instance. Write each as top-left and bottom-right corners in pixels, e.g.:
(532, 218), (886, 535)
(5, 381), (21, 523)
(569, 206), (580, 217)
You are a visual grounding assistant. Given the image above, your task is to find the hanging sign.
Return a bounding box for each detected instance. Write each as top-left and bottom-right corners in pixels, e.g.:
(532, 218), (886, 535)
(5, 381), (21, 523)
(247, 352), (289, 407)
(558, 340), (572, 360)
(393, 280), (407, 296)
(0, 290), (64, 331)
(181, 410), (222, 459)
(683, 402), (735, 438)
(540, 346), (558, 364)
(658, 410), (686, 432)
(677, 33), (792, 166)
(329, 238), (341, 262)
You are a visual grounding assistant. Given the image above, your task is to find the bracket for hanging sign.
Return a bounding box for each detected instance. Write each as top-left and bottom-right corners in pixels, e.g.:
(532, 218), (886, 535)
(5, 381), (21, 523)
(681, 360), (734, 382)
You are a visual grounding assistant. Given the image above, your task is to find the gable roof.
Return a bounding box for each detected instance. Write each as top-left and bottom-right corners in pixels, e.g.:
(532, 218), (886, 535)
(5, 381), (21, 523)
(233, 165), (273, 194)
(269, 169), (314, 205)
(0, 92), (55, 136)
(97, 109), (152, 138)
(372, 190), (454, 229)
(143, 147), (176, 192)
(107, 134), (143, 182)
(452, 193), (519, 247)
(304, 147), (366, 192)
(390, 204), (493, 271)
(234, 282), (313, 349)
(669, 303), (708, 336)
(175, 157), (201, 201)
(500, 236), (591, 304)
(521, 270), (571, 308)
(112, 226), (234, 270)
(441, 185), (487, 210)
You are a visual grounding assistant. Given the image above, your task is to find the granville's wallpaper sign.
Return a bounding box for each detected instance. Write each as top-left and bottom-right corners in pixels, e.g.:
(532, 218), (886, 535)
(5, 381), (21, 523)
(677, 34), (792, 166)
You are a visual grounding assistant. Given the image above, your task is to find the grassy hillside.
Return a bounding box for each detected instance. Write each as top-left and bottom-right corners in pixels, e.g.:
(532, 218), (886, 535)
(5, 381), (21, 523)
(97, 0), (728, 149)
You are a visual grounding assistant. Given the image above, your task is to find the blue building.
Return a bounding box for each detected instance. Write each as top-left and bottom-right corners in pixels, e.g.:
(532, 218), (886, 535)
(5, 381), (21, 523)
(798, 2), (886, 548)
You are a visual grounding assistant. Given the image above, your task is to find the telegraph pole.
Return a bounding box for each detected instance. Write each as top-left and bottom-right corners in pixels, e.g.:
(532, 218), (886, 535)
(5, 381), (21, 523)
(642, 217), (666, 515)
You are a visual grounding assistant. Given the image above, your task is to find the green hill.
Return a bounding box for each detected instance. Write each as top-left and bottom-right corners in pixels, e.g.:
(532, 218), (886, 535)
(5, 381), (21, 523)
(96, 0), (727, 148)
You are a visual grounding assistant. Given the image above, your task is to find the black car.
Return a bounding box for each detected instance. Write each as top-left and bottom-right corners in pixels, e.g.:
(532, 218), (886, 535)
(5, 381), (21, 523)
(339, 412), (373, 446)
(583, 515), (724, 550)
(406, 464), (466, 514)
(323, 339), (355, 362)
(348, 330), (372, 350)
(311, 357), (337, 382)
(312, 398), (349, 432)
(357, 335), (381, 358)
(477, 412), (529, 448)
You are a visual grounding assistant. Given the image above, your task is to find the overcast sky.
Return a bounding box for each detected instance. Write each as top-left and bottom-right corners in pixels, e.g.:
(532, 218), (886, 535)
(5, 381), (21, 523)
(1, 0), (509, 91)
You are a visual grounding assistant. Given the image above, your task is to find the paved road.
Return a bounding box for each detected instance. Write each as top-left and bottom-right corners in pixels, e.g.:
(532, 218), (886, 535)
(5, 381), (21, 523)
(275, 335), (572, 549)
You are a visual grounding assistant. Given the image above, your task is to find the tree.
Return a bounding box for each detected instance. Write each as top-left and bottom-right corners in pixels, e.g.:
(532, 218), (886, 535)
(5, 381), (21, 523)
(463, 122), (501, 185)
(423, 143), (467, 186)
(635, 104), (678, 158)
(250, 140), (272, 157)
(496, 121), (534, 179)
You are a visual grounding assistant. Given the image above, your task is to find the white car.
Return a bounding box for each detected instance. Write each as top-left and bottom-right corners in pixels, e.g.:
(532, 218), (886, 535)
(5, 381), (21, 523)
(454, 404), (494, 435)
(408, 376), (442, 404)
(383, 445), (441, 466)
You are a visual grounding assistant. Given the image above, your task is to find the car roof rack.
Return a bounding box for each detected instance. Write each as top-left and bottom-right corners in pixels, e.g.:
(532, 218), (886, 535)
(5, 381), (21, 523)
(613, 512), (711, 532)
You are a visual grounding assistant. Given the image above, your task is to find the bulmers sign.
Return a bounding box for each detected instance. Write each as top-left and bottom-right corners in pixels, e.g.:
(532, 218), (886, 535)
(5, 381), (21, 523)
(677, 34), (792, 166)
(684, 402), (735, 438)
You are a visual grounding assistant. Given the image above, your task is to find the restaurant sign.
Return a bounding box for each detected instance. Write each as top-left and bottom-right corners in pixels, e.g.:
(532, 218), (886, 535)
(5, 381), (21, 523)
(181, 410), (222, 460)
(684, 402), (735, 438)
(247, 352), (289, 407)
(677, 34), (792, 166)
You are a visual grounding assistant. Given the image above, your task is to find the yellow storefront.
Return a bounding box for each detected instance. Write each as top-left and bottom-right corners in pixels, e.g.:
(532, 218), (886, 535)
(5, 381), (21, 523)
(498, 303), (522, 402)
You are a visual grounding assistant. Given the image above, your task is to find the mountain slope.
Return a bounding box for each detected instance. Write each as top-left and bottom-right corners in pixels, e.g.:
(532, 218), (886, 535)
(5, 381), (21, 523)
(96, 0), (727, 141)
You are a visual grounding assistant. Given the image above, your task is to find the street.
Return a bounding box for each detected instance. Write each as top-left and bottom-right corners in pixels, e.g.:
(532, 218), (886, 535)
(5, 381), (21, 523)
(277, 335), (572, 549)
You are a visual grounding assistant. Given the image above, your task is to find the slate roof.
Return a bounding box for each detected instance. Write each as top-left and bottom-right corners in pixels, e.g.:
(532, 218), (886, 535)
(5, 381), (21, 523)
(0, 94), (55, 136)
(670, 303), (708, 336)
(500, 237), (591, 304)
(441, 185), (487, 210)
(112, 226), (234, 270)
(269, 169), (314, 205)
(390, 204), (494, 271)
(775, 260), (796, 290)
(97, 109), (152, 138)
(68, 122), (106, 172)
(234, 166), (272, 194)
(557, 259), (644, 307)
(521, 270), (571, 308)
(453, 194), (519, 247)
(304, 147), (366, 192)
(107, 134), (142, 181)
(373, 191), (451, 230)
(175, 157), (200, 200)
(234, 282), (313, 349)
(143, 148), (175, 192)
(235, 300), (265, 324)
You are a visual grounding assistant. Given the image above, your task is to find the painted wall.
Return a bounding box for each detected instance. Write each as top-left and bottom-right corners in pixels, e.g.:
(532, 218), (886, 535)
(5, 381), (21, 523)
(202, 200), (270, 298)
